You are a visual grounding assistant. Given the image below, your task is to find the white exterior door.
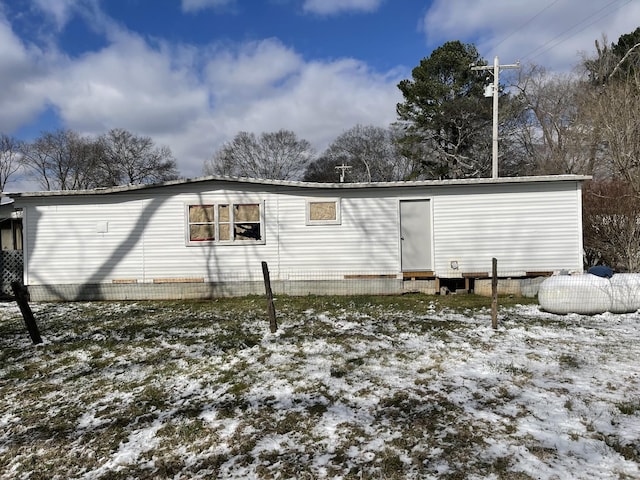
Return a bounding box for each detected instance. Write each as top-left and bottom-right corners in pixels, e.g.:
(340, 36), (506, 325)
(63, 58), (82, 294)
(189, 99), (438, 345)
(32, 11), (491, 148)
(400, 199), (432, 271)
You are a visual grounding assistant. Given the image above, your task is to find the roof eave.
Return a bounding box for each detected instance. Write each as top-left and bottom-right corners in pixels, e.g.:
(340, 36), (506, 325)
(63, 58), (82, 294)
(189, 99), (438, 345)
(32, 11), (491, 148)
(1, 174), (593, 198)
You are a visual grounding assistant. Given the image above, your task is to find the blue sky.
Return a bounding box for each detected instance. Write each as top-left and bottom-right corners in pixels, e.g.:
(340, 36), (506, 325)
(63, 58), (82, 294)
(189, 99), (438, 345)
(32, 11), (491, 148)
(1, 0), (639, 190)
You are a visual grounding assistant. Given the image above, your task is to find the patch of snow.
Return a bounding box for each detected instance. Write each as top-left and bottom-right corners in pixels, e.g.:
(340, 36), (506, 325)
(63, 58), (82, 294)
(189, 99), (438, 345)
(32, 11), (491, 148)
(1, 301), (639, 479)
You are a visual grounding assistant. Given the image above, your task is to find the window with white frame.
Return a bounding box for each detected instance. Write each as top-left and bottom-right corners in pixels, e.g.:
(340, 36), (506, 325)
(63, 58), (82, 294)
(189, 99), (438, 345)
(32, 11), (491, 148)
(187, 202), (264, 244)
(306, 198), (341, 225)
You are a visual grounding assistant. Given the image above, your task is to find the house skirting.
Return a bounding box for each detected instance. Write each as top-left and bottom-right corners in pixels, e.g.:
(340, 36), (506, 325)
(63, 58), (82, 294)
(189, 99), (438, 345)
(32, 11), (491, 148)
(26, 278), (407, 301)
(23, 276), (547, 302)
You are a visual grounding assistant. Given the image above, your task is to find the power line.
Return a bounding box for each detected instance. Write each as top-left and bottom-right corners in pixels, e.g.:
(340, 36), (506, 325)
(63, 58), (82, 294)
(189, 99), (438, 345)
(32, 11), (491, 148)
(523, 0), (622, 60)
(491, 0), (562, 51)
(522, 0), (634, 62)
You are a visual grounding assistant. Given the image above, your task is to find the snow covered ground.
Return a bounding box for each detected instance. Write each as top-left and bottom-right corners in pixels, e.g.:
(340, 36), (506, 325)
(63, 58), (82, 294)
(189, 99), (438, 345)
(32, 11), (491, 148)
(0, 298), (638, 479)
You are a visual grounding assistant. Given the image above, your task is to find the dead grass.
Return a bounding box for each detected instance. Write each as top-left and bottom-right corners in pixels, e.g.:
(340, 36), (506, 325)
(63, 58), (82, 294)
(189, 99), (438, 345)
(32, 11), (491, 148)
(0, 294), (636, 479)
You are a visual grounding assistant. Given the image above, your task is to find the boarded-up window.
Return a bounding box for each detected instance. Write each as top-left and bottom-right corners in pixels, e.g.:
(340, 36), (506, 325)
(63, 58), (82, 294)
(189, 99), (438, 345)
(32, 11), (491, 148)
(309, 202), (336, 221)
(306, 199), (340, 225)
(189, 205), (215, 241)
(218, 205), (230, 241)
(187, 202), (263, 244)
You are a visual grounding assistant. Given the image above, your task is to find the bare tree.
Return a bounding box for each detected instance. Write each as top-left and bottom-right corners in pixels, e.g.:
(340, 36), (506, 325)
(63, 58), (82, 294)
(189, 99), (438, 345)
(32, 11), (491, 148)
(511, 65), (605, 176)
(204, 130), (313, 180)
(307, 125), (412, 183)
(21, 130), (104, 191)
(0, 134), (23, 190)
(21, 128), (178, 190)
(583, 180), (640, 272)
(582, 36), (619, 85)
(577, 30), (640, 194)
(302, 155), (342, 183)
(586, 72), (640, 195)
(578, 30), (640, 271)
(99, 128), (179, 185)
(71, 136), (109, 189)
(583, 31), (640, 85)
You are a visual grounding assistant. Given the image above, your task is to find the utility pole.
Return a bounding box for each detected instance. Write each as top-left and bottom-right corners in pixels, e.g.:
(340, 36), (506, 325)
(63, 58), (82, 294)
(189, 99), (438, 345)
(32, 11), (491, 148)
(335, 162), (352, 183)
(472, 56), (519, 178)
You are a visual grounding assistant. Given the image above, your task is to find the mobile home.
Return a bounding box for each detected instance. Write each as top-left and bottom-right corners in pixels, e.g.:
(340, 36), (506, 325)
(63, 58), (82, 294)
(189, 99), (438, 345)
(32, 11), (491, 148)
(2, 175), (589, 301)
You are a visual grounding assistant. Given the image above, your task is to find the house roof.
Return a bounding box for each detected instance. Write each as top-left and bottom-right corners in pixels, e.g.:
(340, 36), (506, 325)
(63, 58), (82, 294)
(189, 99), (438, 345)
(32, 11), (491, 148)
(1, 174), (592, 198)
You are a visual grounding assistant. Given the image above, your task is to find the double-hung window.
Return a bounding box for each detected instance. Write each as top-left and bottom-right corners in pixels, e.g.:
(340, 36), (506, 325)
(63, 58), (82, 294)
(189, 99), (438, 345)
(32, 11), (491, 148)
(187, 202), (264, 245)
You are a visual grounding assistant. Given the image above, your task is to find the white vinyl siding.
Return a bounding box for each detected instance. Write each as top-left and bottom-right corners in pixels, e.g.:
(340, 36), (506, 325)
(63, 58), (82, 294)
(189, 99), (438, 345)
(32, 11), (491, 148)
(277, 195), (399, 277)
(431, 183), (582, 276)
(142, 194), (274, 282)
(24, 201), (146, 285)
(18, 177), (585, 287)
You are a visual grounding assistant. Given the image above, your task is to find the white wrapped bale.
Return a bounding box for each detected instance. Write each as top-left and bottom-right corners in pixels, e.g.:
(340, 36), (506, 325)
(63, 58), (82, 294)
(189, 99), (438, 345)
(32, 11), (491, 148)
(609, 274), (640, 314)
(538, 274), (613, 315)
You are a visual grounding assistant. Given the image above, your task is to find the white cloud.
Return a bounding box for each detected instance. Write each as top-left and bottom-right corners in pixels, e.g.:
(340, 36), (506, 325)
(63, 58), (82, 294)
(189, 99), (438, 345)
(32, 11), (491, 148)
(302, 0), (383, 16)
(17, 30), (402, 179)
(181, 0), (236, 13)
(2, 0), (636, 191)
(166, 42), (403, 178)
(31, 0), (79, 29)
(205, 39), (303, 100)
(422, 0), (640, 72)
(45, 32), (209, 136)
(0, 3), (403, 183)
(236, 58), (402, 149)
(0, 16), (52, 132)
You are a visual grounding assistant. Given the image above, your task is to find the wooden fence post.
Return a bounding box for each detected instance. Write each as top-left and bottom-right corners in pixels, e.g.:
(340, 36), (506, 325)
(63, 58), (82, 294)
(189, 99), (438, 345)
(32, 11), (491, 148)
(491, 258), (498, 329)
(11, 281), (43, 345)
(261, 262), (277, 333)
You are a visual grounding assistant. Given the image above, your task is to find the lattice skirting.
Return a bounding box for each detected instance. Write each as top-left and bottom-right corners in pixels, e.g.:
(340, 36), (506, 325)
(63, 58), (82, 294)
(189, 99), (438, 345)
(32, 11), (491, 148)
(1, 250), (23, 296)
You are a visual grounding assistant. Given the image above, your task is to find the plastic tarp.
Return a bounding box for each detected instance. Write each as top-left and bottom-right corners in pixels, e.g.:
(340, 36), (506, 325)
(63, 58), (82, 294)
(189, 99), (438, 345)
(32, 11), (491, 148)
(538, 273), (640, 315)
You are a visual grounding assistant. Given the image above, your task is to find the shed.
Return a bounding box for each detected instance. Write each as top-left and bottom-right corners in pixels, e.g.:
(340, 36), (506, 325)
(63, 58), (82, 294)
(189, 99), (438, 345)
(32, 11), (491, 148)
(2, 174), (589, 301)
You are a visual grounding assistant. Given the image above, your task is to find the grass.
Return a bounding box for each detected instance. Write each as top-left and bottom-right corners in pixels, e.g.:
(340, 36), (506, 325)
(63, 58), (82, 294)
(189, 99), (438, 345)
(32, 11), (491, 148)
(0, 293), (637, 480)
